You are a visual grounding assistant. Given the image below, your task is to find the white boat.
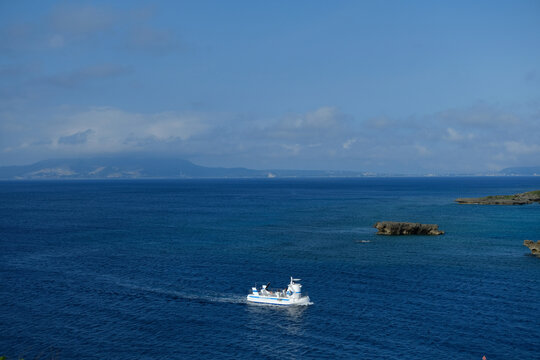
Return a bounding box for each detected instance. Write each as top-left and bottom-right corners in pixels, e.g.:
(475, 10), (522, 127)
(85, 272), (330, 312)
(246, 277), (311, 306)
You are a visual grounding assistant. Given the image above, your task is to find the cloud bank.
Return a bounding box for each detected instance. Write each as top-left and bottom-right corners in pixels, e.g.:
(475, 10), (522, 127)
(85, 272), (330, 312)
(2, 101), (539, 173)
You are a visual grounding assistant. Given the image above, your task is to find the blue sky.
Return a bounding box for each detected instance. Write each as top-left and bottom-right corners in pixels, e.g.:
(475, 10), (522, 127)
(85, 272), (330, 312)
(1, 0), (539, 173)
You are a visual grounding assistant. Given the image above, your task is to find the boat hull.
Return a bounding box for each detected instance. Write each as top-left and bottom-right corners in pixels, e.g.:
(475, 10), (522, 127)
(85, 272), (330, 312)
(246, 294), (310, 306)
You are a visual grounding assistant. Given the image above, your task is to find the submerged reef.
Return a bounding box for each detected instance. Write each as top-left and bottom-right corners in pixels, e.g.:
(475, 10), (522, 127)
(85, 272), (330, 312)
(374, 221), (444, 235)
(456, 190), (540, 205)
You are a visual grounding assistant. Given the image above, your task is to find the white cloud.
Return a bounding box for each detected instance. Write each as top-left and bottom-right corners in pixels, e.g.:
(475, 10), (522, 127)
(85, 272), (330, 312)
(342, 138), (357, 149)
(302, 106), (340, 128)
(12, 107), (211, 156)
(281, 144), (301, 155)
(1, 3), (180, 54)
(270, 106), (349, 140)
(145, 112), (207, 140)
(278, 106), (342, 130)
(436, 103), (521, 128)
(49, 4), (115, 36)
(2, 100), (539, 173)
(444, 127), (474, 141)
(363, 116), (390, 129)
(58, 129), (94, 145)
(504, 141), (540, 155)
(414, 144), (430, 156)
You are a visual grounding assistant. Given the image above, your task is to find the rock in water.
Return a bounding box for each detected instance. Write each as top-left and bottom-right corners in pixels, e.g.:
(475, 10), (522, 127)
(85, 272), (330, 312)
(374, 221), (444, 235)
(524, 240), (540, 256)
(456, 190), (540, 205)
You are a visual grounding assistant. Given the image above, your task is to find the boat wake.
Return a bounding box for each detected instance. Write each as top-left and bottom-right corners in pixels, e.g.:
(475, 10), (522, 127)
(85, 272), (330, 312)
(101, 276), (246, 305)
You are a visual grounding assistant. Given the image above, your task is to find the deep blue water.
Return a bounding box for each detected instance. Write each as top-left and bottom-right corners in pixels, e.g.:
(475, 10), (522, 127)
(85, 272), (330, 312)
(1, 177), (539, 359)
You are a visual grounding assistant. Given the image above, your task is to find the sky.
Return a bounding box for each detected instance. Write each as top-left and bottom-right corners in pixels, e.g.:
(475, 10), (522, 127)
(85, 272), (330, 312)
(1, 0), (539, 173)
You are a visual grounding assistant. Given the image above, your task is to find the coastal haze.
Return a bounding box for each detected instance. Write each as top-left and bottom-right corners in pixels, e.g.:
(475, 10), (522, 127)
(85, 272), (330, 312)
(0, 156), (539, 179)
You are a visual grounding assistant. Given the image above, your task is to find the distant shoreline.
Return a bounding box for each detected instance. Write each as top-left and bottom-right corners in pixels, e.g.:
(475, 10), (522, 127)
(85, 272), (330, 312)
(2, 175), (540, 181)
(1, 157), (539, 180)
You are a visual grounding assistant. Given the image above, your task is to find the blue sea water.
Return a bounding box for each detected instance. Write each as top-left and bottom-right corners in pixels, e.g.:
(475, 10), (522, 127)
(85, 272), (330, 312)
(0, 177), (539, 359)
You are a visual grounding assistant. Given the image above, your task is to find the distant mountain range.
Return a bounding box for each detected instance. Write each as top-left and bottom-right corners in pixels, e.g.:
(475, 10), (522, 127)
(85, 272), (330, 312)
(498, 166), (540, 176)
(0, 156), (363, 179)
(0, 157), (538, 179)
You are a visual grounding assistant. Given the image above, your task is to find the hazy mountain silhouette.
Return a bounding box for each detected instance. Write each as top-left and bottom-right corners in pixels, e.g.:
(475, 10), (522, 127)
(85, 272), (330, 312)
(499, 166), (540, 176)
(0, 156), (361, 179)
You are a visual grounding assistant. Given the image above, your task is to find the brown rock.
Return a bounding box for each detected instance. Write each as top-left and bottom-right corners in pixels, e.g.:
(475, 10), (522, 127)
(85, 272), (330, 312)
(524, 240), (540, 256)
(374, 221), (444, 236)
(456, 190), (540, 205)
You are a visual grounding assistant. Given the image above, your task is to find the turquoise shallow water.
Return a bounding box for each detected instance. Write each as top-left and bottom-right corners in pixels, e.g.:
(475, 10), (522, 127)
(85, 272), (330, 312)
(0, 177), (539, 359)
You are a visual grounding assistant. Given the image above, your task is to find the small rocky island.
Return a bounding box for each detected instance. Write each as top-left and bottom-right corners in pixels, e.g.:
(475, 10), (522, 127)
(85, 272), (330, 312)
(374, 221), (444, 235)
(456, 190), (540, 205)
(524, 240), (540, 256)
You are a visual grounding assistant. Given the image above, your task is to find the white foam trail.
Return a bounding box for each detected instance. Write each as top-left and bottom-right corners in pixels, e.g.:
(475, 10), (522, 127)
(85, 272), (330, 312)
(103, 276), (246, 304)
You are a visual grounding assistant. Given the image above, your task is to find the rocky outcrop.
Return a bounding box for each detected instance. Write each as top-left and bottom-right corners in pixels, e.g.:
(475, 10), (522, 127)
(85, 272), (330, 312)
(374, 221), (444, 235)
(524, 240), (540, 256)
(456, 190), (540, 205)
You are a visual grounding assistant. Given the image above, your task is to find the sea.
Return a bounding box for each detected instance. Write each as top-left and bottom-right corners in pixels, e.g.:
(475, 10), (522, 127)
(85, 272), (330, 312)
(0, 177), (539, 359)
